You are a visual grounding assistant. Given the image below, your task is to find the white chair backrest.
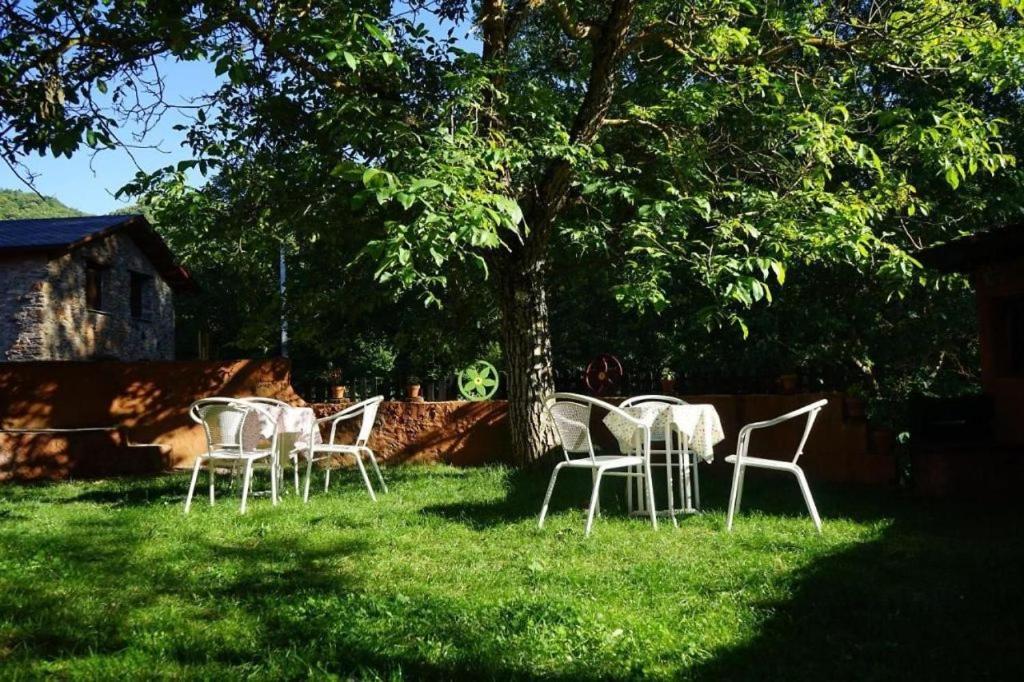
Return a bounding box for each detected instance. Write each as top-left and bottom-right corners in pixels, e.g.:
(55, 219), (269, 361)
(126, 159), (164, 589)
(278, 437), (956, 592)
(354, 396), (383, 445)
(547, 398), (594, 459)
(620, 394), (689, 408)
(325, 396), (384, 446)
(619, 395), (689, 443)
(240, 396), (292, 408)
(190, 397), (278, 453)
(545, 392), (650, 461)
(737, 399), (828, 463)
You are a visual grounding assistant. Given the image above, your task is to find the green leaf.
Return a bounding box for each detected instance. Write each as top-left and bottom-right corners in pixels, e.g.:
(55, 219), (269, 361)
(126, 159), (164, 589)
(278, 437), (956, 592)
(944, 167), (960, 189)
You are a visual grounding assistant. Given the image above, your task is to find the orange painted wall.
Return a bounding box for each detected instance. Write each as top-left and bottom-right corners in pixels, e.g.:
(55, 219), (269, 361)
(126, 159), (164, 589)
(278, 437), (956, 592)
(0, 359), (891, 485)
(0, 359), (300, 480)
(313, 392), (890, 485)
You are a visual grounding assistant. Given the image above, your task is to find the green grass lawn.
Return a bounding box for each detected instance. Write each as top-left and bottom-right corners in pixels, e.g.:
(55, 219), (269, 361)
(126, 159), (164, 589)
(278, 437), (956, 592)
(0, 464), (1021, 680)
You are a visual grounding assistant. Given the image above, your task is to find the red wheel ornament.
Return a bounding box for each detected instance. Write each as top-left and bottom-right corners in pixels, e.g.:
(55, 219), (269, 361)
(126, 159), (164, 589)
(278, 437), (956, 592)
(584, 354), (624, 396)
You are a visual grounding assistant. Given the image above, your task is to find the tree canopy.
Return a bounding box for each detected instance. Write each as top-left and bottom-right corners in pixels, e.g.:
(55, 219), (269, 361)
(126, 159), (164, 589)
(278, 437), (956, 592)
(2, 1), (1023, 461)
(0, 187), (84, 218)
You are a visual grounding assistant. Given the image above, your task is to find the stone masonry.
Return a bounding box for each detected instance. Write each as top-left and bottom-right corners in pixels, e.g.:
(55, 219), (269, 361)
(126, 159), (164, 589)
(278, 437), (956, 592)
(0, 232), (174, 361)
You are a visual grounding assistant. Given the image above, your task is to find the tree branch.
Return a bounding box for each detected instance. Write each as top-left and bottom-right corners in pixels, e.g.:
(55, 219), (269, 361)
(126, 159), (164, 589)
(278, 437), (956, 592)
(546, 0), (599, 41)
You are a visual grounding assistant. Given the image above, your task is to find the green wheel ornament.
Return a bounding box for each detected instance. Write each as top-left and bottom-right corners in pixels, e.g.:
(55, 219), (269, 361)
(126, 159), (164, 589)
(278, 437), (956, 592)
(458, 361), (500, 401)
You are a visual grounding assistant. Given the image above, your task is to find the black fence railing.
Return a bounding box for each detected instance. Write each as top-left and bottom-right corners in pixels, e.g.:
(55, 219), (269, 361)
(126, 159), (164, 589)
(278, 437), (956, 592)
(297, 367), (847, 403)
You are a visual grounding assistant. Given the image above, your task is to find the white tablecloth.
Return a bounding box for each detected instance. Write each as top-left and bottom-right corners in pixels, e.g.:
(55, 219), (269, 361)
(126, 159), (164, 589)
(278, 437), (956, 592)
(602, 403), (725, 461)
(243, 405), (321, 453)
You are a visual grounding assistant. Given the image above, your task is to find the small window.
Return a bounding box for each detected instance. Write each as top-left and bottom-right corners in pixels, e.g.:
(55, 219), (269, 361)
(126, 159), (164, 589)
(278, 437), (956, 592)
(85, 263), (104, 311)
(130, 271), (153, 319)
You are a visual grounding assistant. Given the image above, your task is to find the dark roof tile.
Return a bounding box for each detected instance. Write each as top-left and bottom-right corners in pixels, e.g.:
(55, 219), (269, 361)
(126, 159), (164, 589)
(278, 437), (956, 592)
(0, 215), (138, 250)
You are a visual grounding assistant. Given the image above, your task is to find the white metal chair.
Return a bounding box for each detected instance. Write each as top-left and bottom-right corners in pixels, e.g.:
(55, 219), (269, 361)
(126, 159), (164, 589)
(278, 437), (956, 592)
(539, 392), (658, 537)
(301, 396), (386, 502)
(185, 398), (280, 514)
(619, 394), (698, 524)
(725, 399), (828, 532)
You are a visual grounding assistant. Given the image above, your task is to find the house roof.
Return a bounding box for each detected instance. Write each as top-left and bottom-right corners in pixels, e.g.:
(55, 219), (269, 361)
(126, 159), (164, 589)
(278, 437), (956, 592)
(0, 215), (196, 292)
(916, 225), (1024, 273)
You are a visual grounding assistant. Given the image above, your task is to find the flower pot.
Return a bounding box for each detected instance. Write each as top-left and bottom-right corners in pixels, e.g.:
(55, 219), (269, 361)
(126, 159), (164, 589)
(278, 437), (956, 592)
(660, 378), (676, 395)
(778, 374), (799, 394)
(406, 383), (422, 401)
(329, 385), (346, 401)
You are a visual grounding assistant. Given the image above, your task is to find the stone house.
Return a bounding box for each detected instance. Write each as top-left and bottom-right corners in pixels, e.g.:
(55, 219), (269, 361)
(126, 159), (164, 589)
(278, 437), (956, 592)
(0, 215), (195, 361)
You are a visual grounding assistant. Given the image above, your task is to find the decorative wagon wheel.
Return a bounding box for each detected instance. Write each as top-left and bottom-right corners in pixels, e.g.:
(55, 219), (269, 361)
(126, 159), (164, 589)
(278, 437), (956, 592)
(458, 360), (500, 401)
(584, 354), (624, 396)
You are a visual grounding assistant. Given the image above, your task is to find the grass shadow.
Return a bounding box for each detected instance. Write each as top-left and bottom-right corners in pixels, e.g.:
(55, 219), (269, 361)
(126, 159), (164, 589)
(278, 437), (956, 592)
(690, 501), (1024, 680)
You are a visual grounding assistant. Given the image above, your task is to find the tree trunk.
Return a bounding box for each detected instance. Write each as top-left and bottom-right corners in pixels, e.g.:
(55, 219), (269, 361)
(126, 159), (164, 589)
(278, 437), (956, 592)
(496, 249), (557, 465)
(482, 0), (637, 465)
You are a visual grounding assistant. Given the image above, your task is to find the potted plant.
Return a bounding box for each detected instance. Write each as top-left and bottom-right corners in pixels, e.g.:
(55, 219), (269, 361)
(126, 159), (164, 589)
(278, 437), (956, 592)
(321, 365), (345, 401)
(660, 367), (677, 395)
(777, 372), (800, 394)
(406, 375), (422, 401)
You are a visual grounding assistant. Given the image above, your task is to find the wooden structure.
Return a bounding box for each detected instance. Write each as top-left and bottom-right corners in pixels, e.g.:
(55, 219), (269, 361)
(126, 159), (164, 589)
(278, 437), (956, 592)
(918, 226), (1024, 446)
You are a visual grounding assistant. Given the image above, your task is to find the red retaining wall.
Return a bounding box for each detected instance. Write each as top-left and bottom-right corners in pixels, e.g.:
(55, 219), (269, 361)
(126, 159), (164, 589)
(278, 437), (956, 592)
(0, 358), (893, 485)
(0, 359), (299, 481)
(311, 393), (893, 485)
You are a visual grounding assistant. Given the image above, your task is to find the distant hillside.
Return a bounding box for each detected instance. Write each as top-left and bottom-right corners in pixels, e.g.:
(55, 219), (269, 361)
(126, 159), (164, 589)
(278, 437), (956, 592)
(0, 188), (86, 220)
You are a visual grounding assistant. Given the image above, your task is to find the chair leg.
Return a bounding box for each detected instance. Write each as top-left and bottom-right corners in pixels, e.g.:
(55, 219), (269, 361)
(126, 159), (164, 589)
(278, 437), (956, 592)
(538, 463), (564, 528)
(208, 458), (216, 505)
(678, 449), (686, 510)
(352, 451), (377, 501)
(634, 467), (646, 514)
(293, 455), (300, 494)
(644, 461), (658, 530)
(794, 468), (822, 532)
(270, 458), (278, 505)
(584, 468), (606, 537)
(726, 462), (744, 531)
(184, 457), (203, 514)
(240, 461), (254, 514)
(692, 452), (702, 511)
(366, 449), (388, 493)
(735, 466), (747, 513)
(303, 456), (314, 503)
(681, 451), (692, 511)
(665, 450), (677, 528)
(626, 465), (633, 513)
(324, 465), (331, 492)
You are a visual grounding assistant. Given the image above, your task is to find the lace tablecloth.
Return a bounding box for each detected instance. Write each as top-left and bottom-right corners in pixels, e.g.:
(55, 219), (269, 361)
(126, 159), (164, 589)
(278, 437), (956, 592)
(241, 405), (321, 452)
(602, 403), (725, 461)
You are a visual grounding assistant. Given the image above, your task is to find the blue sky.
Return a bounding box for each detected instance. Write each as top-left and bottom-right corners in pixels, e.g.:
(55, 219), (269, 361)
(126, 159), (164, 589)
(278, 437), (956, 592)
(0, 8), (478, 215)
(0, 58), (222, 215)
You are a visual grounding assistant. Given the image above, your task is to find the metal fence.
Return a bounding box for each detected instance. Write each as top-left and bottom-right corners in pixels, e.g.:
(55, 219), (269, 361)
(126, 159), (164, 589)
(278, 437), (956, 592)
(297, 366), (846, 403)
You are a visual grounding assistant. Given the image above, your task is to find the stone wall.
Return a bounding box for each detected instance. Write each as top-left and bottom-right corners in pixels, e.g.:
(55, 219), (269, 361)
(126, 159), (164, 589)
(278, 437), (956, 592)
(0, 232), (175, 361)
(0, 253), (50, 360)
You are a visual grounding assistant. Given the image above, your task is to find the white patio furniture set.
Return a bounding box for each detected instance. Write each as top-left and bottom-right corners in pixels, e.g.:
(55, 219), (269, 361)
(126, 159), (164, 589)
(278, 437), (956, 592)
(539, 392), (828, 536)
(182, 389), (829, 534)
(184, 396), (386, 514)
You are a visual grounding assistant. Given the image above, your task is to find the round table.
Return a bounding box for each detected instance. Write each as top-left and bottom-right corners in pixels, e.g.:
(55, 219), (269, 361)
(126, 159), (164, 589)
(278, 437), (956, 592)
(603, 403), (725, 522)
